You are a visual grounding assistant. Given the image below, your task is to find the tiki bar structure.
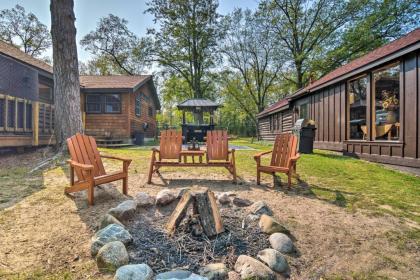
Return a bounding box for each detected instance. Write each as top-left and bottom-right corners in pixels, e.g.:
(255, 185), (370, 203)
(177, 98), (220, 143)
(258, 28), (420, 168)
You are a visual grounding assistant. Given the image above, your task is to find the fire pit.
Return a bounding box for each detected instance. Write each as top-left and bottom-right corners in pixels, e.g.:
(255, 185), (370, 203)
(125, 189), (269, 273)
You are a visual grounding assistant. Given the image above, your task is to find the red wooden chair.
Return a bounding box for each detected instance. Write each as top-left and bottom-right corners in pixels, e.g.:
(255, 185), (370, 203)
(206, 130), (237, 183)
(254, 132), (300, 187)
(66, 133), (132, 205)
(148, 129), (183, 183)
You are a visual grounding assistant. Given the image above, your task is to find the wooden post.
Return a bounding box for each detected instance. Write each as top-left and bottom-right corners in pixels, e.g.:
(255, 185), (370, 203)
(33, 101), (39, 146)
(82, 111), (86, 130)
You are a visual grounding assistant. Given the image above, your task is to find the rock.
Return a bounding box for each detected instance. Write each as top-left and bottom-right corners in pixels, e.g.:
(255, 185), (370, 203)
(232, 197), (252, 207)
(257, 249), (289, 273)
(108, 200), (137, 221)
(217, 193), (231, 205)
(135, 192), (155, 208)
(96, 241), (129, 273)
(225, 191), (237, 197)
(248, 201), (273, 216)
(98, 214), (124, 230)
(269, 233), (294, 254)
(156, 189), (176, 206)
(91, 224), (133, 256)
(227, 271), (241, 280)
(156, 270), (207, 280)
(114, 264), (154, 280)
(258, 214), (289, 234)
(234, 255), (275, 280)
(199, 263), (228, 280)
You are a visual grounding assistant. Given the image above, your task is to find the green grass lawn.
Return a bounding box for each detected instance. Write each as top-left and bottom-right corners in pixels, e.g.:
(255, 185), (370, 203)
(101, 138), (420, 225)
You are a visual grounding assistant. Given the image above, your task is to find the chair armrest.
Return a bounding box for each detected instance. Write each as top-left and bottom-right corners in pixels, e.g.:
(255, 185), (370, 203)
(290, 153), (301, 162)
(100, 154), (132, 162)
(152, 147), (160, 153)
(228, 148), (236, 153)
(253, 150), (272, 160)
(67, 160), (94, 170)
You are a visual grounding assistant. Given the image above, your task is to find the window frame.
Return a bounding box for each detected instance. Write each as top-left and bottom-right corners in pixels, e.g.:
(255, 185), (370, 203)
(371, 62), (401, 142)
(148, 106), (153, 117)
(135, 94), (142, 117)
(347, 74), (369, 141)
(6, 97), (16, 130)
(16, 98), (25, 132)
(85, 93), (122, 114)
(25, 101), (32, 131)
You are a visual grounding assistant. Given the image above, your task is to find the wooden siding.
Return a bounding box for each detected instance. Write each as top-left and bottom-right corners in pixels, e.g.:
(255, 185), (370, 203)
(258, 109), (294, 141)
(129, 83), (158, 138)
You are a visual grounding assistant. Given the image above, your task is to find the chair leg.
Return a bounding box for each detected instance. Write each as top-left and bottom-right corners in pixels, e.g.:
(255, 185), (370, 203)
(288, 171), (292, 188)
(232, 163), (237, 183)
(87, 183), (95, 206)
(257, 169), (261, 185)
(147, 154), (155, 184)
(122, 177), (128, 195)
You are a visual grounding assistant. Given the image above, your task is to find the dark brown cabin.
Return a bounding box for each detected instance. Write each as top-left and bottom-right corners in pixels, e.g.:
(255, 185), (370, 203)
(258, 28), (420, 168)
(80, 75), (160, 145)
(0, 41), (54, 149)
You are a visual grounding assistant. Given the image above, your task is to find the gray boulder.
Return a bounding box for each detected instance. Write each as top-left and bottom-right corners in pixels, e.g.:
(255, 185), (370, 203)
(258, 214), (289, 235)
(217, 193), (231, 205)
(156, 270), (207, 280)
(156, 189), (176, 206)
(91, 224), (133, 256)
(227, 271), (241, 280)
(232, 197), (252, 207)
(199, 263), (228, 280)
(135, 192), (155, 208)
(269, 233), (294, 254)
(98, 214), (124, 230)
(96, 241), (129, 273)
(108, 200), (137, 221)
(234, 255), (275, 279)
(257, 249), (289, 273)
(114, 264), (154, 280)
(248, 201), (273, 216)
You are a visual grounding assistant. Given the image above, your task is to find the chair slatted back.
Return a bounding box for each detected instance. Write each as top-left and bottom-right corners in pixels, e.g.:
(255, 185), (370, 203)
(206, 130), (229, 161)
(67, 133), (106, 180)
(270, 133), (298, 168)
(159, 130), (183, 159)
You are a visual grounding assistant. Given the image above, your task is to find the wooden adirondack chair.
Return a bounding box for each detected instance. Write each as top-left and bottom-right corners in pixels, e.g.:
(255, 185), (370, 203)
(206, 130), (237, 183)
(148, 129), (183, 183)
(66, 133), (132, 205)
(254, 132), (300, 187)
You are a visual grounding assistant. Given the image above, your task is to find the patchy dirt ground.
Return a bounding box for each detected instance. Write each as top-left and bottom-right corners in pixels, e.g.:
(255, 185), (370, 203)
(0, 150), (419, 280)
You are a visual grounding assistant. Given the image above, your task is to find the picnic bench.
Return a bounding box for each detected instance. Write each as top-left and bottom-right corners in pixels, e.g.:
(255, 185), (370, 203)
(147, 130), (237, 183)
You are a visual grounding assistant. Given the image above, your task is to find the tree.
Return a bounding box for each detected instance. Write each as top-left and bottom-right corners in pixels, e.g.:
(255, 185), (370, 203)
(80, 14), (151, 75)
(220, 9), (284, 136)
(146, 0), (224, 99)
(0, 4), (51, 58)
(50, 0), (83, 151)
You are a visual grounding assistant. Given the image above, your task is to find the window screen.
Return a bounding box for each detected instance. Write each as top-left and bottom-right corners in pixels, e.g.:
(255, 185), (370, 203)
(0, 98), (4, 127)
(7, 100), (15, 128)
(17, 101), (24, 129)
(26, 103), (32, 129)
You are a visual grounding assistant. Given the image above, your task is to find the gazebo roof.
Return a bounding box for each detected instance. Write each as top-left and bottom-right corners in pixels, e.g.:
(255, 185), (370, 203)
(177, 99), (220, 112)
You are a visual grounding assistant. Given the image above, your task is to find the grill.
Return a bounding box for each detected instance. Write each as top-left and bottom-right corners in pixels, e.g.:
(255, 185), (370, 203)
(292, 119), (316, 154)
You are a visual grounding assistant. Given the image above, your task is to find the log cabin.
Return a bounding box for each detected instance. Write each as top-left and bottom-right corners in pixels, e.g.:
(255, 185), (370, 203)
(0, 41), (55, 149)
(258, 28), (420, 168)
(80, 75), (160, 146)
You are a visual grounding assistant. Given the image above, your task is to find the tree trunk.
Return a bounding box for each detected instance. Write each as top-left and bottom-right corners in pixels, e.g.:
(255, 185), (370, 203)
(50, 0), (83, 151)
(295, 60), (304, 89)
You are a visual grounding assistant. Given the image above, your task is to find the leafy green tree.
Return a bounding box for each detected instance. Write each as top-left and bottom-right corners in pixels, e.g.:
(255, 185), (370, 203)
(0, 4), (51, 58)
(146, 0), (224, 98)
(80, 14), (151, 75)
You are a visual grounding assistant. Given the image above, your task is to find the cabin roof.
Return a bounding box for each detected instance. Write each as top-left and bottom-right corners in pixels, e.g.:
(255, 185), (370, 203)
(292, 28), (420, 98)
(177, 98), (220, 108)
(257, 98), (289, 118)
(80, 75), (161, 110)
(0, 40), (53, 74)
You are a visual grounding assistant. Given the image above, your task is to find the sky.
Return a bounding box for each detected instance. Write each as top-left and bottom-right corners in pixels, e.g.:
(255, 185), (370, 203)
(0, 0), (260, 62)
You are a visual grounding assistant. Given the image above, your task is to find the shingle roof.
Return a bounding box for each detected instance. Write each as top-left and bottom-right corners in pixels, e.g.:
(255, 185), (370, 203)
(257, 98), (289, 118)
(296, 28), (420, 96)
(79, 75), (152, 89)
(0, 40), (53, 74)
(177, 99), (220, 108)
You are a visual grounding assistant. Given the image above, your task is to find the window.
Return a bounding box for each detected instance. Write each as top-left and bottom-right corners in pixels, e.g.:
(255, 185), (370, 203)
(373, 64), (400, 140)
(105, 94), (121, 113)
(7, 99), (15, 128)
(86, 95), (102, 113)
(26, 103), (32, 130)
(0, 98), (4, 128)
(348, 76), (368, 139)
(135, 95), (141, 116)
(85, 94), (121, 114)
(17, 101), (24, 129)
(148, 106), (153, 117)
(299, 103), (309, 119)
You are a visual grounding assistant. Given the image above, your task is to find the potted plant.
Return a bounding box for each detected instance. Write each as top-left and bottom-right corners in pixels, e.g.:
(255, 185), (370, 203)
(381, 90), (399, 123)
